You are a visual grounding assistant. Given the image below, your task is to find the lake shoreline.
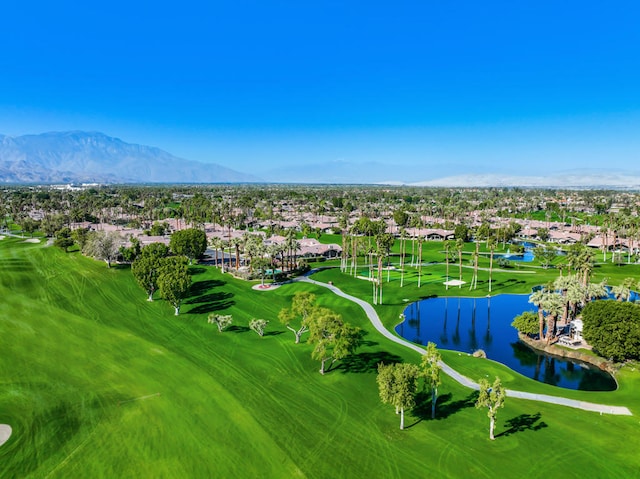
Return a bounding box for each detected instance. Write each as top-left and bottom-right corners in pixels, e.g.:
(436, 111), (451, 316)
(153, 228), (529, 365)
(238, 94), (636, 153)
(517, 333), (616, 374)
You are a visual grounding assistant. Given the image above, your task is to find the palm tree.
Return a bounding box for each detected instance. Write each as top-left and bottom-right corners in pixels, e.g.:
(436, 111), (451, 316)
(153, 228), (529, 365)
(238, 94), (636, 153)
(612, 278), (634, 302)
(417, 235), (425, 288)
(529, 288), (554, 341)
(284, 229), (299, 272)
(585, 280), (608, 303)
(230, 237), (242, 270)
(469, 240), (479, 290)
(375, 233), (394, 305)
(209, 236), (223, 269)
(456, 238), (464, 288)
(399, 228), (407, 288)
(542, 292), (565, 343)
(339, 212), (349, 273)
(444, 240), (453, 290)
(565, 279), (586, 324)
(487, 236), (496, 294)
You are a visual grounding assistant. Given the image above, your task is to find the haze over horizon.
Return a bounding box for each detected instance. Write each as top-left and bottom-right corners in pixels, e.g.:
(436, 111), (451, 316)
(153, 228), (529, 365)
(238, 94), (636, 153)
(2, 1), (640, 184)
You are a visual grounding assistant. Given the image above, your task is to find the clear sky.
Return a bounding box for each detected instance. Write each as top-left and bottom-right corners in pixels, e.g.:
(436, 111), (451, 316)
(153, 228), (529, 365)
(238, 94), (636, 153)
(2, 1), (640, 182)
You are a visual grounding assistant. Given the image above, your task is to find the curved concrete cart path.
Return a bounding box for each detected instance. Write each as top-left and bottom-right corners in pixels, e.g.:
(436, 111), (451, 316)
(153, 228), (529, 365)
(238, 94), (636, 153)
(298, 274), (633, 416)
(0, 425), (12, 447)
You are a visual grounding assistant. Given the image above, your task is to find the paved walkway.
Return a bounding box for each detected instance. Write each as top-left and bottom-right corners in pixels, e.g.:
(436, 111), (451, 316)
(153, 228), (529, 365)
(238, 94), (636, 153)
(297, 273), (633, 416)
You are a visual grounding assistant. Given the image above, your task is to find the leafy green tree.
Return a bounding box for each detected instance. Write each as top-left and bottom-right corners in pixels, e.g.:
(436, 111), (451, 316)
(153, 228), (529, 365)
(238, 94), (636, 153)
(41, 214), (67, 237)
(249, 319), (269, 337)
(140, 242), (170, 260)
(131, 242), (171, 301)
(53, 227), (74, 252)
(170, 228), (207, 264)
(132, 256), (161, 301)
(71, 227), (91, 250)
(511, 311), (539, 337)
(147, 221), (170, 236)
(475, 377), (506, 440)
(278, 291), (316, 343)
(582, 301), (640, 361)
(393, 209), (409, 229)
(454, 223), (470, 242)
(208, 313), (233, 332)
(19, 216), (39, 237)
(119, 237), (141, 263)
(308, 308), (363, 374)
(157, 256), (191, 315)
(420, 342), (442, 419)
(377, 362), (420, 430)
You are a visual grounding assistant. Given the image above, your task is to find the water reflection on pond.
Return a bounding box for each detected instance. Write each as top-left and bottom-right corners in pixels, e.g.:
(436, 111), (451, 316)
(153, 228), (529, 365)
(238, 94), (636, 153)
(396, 295), (616, 391)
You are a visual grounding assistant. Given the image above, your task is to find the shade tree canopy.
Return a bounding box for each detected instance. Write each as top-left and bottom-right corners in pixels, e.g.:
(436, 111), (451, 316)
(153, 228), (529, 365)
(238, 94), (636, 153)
(475, 377), (506, 440)
(511, 311), (539, 337)
(131, 242), (172, 301)
(582, 301), (640, 362)
(377, 362), (420, 430)
(307, 307), (363, 374)
(278, 291), (317, 344)
(157, 256), (192, 315)
(170, 228), (207, 264)
(421, 342), (442, 419)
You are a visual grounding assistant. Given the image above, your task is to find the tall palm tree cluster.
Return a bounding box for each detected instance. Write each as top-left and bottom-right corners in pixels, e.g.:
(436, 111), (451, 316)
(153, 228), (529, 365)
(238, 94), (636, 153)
(208, 229), (301, 280)
(528, 246), (609, 344)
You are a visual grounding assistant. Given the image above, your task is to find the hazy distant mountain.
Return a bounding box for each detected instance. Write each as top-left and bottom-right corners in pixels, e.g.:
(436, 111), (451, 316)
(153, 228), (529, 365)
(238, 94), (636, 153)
(0, 131), (260, 184)
(408, 170), (640, 189)
(261, 159), (408, 184)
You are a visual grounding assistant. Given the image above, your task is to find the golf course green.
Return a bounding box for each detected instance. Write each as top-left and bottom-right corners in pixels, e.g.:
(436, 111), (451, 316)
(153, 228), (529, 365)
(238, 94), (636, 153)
(2, 236), (640, 478)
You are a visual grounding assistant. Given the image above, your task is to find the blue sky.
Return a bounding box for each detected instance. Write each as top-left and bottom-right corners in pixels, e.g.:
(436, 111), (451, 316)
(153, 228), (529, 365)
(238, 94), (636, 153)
(2, 1), (640, 182)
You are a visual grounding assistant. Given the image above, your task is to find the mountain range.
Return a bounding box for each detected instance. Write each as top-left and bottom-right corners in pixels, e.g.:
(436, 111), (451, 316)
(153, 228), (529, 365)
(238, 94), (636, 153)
(0, 131), (259, 184)
(2, 131), (640, 189)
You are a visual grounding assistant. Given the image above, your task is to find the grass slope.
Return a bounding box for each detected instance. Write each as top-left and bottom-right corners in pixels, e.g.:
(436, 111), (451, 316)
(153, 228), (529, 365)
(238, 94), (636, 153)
(1, 238), (640, 478)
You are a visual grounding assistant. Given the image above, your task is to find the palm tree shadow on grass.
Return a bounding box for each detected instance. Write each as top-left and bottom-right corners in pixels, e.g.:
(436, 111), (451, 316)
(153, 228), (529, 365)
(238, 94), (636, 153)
(337, 351), (403, 374)
(185, 283), (235, 314)
(495, 413), (547, 438)
(406, 390), (479, 428)
(188, 266), (208, 276)
(188, 279), (226, 296)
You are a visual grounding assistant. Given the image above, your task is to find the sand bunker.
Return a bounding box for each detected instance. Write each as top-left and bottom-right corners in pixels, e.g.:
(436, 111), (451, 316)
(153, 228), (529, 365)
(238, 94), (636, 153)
(443, 279), (466, 286)
(0, 425), (12, 447)
(0, 235), (5, 240)
(23, 238), (40, 243)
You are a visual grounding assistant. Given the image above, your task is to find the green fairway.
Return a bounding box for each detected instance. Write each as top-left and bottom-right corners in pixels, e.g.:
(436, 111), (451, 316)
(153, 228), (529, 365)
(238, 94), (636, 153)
(2, 237), (640, 478)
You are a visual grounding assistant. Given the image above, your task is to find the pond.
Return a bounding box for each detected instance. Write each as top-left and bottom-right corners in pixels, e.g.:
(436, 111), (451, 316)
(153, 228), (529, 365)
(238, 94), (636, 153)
(395, 294), (616, 391)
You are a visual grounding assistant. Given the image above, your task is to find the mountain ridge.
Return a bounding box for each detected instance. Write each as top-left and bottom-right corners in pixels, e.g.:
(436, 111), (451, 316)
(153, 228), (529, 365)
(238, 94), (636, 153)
(0, 131), (260, 184)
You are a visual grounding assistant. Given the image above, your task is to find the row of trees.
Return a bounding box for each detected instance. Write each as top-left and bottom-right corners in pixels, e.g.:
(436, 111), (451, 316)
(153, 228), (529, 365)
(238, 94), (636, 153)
(130, 243), (191, 315)
(375, 342), (506, 440)
(278, 292), (363, 374)
(376, 342), (442, 429)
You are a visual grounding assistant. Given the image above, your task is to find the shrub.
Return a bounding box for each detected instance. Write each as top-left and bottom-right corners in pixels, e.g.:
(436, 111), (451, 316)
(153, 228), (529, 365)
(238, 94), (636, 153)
(582, 301), (640, 362)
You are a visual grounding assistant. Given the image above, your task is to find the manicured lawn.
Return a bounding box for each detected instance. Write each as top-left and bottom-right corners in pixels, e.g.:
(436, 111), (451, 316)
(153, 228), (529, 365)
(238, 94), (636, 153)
(2, 237), (640, 478)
